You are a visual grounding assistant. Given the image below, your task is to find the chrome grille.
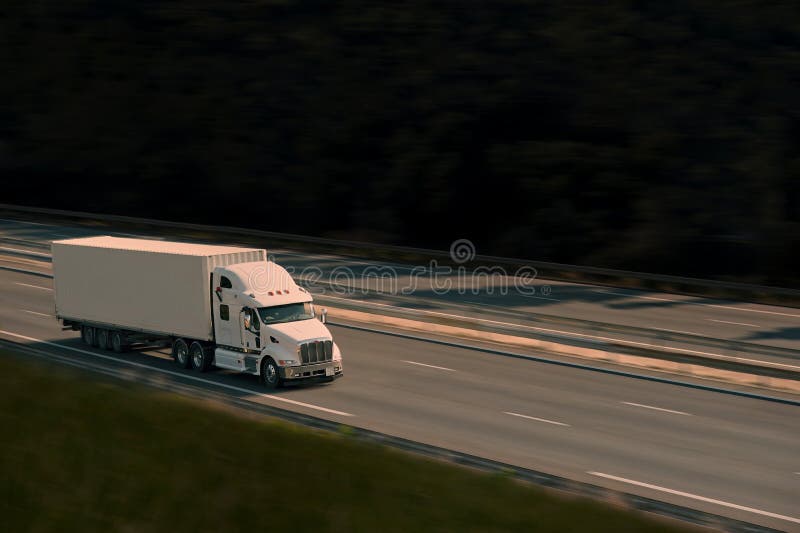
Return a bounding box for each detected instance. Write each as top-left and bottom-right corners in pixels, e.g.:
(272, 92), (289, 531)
(299, 340), (333, 364)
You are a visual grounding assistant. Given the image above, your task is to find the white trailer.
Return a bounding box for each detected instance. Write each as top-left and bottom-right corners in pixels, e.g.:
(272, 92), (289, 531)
(52, 236), (343, 389)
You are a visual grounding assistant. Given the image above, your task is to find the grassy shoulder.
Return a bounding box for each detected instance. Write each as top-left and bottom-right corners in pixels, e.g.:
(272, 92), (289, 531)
(0, 352), (688, 532)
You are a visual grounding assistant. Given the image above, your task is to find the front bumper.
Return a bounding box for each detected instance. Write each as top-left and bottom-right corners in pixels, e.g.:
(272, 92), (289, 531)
(279, 361), (343, 381)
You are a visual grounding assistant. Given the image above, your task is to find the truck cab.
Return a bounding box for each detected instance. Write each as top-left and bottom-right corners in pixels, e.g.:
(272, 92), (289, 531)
(211, 261), (343, 388)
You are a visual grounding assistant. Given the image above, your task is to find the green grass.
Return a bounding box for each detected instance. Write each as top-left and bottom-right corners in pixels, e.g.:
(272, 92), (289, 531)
(0, 352), (688, 532)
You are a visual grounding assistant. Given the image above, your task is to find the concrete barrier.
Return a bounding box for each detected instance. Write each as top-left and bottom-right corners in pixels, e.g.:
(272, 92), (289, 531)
(326, 306), (800, 394)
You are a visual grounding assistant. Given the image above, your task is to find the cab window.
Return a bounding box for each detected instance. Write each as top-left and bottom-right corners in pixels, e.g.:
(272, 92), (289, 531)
(219, 304), (229, 321)
(243, 308), (260, 332)
(220, 276), (233, 289)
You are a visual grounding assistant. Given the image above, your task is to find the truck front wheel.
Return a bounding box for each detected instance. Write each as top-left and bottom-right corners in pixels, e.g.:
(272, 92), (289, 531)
(190, 342), (211, 372)
(261, 357), (283, 390)
(173, 338), (191, 368)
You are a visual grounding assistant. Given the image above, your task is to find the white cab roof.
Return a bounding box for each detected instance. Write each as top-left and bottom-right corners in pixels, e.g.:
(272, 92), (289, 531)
(52, 236), (263, 257)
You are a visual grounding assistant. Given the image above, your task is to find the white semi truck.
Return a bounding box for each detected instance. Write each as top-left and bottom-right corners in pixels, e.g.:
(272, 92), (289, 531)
(51, 236), (343, 389)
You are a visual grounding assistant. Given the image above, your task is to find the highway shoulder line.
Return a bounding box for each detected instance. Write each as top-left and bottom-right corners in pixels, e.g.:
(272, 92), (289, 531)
(21, 309), (52, 317)
(587, 471), (800, 525)
(14, 282), (52, 290)
(0, 329), (353, 417)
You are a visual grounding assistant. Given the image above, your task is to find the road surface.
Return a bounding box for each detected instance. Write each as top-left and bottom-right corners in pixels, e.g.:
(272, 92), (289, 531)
(0, 264), (797, 530)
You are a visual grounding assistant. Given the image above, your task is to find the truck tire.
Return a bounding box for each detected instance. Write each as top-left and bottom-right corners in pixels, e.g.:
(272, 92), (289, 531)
(190, 341), (211, 372)
(111, 331), (128, 353)
(81, 325), (94, 345)
(261, 357), (283, 390)
(173, 338), (191, 368)
(96, 329), (110, 350)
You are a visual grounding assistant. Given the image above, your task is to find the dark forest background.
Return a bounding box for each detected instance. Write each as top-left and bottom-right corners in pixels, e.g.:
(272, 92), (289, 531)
(2, 2), (799, 285)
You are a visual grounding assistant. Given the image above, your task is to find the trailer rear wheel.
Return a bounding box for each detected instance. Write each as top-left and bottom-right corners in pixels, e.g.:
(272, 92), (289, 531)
(81, 325), (94, 345)
(96, 329), (110, 350)
(190, 342), (211, 372)
(261, 357), (283, 390)
(173, 338), (190, 368)
(111, 331), (128, 353)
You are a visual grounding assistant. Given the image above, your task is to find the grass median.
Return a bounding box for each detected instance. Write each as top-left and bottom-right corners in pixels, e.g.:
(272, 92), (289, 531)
(0, 351), (687, 532)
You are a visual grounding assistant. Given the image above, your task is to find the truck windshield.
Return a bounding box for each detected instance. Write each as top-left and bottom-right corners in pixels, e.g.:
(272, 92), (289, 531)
(257, 302), (314, 325)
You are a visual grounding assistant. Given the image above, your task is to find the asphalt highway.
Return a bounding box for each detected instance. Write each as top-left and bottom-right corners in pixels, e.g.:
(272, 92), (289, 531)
(0, 265), (798, 530)
(1, 217), (799, 373)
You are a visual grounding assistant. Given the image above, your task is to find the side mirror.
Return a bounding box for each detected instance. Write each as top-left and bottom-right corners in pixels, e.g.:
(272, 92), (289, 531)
(319, 308), (327, 324)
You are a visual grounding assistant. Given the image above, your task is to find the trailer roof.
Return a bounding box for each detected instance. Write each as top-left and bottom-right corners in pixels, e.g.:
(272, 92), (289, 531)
(52, 236), (264, 257)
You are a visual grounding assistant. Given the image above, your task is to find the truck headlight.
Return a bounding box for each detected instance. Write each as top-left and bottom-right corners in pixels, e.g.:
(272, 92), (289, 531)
(278, 359), (299, 366)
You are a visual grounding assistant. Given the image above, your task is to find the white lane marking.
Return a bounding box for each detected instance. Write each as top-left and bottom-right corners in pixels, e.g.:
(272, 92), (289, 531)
(0, 330), (354, 417)
(22, 309), (52, 317)
(14, 282), (53, 291)
(402, 360), (455, 372)
(601, 290), (675, 302)
(707, 304), (800, 318)
(621, 402), (691, 416)
(504, 411), (570, 427)
(653, 327), (703, 336)
(0, 246), (51, 257)
(587, 471), (800, 525)
(707, 318), (761, 328)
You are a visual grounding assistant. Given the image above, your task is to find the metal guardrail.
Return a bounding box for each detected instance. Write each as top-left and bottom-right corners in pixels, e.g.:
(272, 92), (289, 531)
(0, 338), (783, 533)
(2, 240), (799, 378)
(1, 203), (799, 303)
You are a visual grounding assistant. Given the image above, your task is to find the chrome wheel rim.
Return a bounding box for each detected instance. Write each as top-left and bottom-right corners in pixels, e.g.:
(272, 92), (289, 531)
(192, 350), (202, 368)
(266, 364), (277, 384)
(177, 345), (188, 364)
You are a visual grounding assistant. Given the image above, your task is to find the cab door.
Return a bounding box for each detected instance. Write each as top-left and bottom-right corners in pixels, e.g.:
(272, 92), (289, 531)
(240, 307), (261, 351)
(213, 272), (241, 348)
